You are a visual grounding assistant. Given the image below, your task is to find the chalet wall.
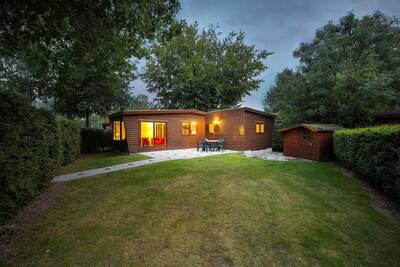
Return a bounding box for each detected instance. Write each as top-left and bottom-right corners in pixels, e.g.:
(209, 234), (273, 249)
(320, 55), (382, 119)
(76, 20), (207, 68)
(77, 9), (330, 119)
(244, 112), (274, 150)
(123, 113), (205, 153)
(205, 109), (246, 150)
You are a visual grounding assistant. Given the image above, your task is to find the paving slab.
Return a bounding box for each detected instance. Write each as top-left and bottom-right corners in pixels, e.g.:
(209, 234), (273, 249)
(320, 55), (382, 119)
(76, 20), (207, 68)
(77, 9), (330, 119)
(243, 148), (311, 162)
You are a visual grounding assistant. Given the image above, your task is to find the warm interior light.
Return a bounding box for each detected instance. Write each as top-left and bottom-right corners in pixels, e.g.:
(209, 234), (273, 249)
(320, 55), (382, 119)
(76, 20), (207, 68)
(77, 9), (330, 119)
(213, 119), (220, 125)
(140, 122), (166, 147)
(239, 125), (245, 136)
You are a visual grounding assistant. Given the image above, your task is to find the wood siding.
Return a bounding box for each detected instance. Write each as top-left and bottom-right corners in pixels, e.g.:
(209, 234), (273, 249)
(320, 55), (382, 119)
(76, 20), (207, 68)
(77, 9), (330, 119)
(123, 113), (205, 153)
(282, 127), (335, 161)
(206, 109), (274, 150)
(206, 109), (246, 150)
(244, 111), (274, 150)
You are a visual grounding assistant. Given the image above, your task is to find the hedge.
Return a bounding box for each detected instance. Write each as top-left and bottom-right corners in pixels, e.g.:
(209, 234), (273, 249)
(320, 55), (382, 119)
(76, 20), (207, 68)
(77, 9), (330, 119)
(81, 128), (112, 153)
(58, 117), (81, 164)
(0, 91), (80, 223)
(333, 125), (400, 200)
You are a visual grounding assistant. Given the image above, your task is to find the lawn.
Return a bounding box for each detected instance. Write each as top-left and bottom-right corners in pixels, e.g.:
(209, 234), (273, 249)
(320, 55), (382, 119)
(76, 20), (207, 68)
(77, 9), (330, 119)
(59, 153), (148, 174)
(5, 154), (400, 266)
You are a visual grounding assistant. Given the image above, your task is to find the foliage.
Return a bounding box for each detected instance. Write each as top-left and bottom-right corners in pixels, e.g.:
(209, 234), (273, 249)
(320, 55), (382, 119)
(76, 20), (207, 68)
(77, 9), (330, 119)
(57, 117), (80, 165)
(266, 11), (400, 127)
(0, 91), (80, 223)
(4, 155), (400, 265)
(272, 129), (283, 152)
(334, 125), (400, 200)
(0, 0), (180, 118)
(81, 128), (113, 153)
(125, 94), (154, 110)
(143, 22), (271, 111)
(59, 153), (148, 175)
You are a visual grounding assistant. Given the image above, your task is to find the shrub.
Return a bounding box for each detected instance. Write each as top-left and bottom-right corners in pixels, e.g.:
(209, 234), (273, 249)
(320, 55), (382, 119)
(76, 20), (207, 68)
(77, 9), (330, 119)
(0, 91), (80, 223)
(272, 129), (283, 152)
(57, 117), (80, 165)
(333, 125), (400, 200)
(81, 128), (112, 153)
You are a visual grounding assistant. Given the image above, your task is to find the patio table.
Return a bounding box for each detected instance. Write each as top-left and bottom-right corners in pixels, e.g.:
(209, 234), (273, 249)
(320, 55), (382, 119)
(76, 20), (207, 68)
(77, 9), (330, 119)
(206, 140), (219, 151)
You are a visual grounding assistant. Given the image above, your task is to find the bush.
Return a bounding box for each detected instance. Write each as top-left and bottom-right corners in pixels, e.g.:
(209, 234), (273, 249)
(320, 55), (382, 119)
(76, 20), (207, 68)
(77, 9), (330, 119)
(0, 91), (80, 223)
(333, 125), (400, 200)
(81, 128), (112, 153)
(272, 129), (283, 152)
(58, 117), (80, 165)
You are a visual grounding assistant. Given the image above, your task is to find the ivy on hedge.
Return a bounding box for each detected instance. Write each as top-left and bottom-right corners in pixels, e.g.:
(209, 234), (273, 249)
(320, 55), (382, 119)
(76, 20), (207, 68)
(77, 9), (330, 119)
(333, 125), (400, 200)
(0, 91), (80, 223)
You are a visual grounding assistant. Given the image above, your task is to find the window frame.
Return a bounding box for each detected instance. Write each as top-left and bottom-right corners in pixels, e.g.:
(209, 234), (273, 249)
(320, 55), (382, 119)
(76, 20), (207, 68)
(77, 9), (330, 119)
(113, 120), (126, 141)
(139, 120), (167, 147)
(255, 121), (265, 134)
(181, 121), (197, 136)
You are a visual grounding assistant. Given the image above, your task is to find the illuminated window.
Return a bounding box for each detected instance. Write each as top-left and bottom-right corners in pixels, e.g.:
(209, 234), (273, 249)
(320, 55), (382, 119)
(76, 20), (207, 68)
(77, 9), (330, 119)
(121, 121), (126, 140)
(113, 121), (121, 140)
(140, 122), (166, 147)
(182, 122), (197, 135)
(256, 122), (265, 133)
(208, 123), (215, 134)
(239, 125), (245, 136)
(113, 121), (126, 141)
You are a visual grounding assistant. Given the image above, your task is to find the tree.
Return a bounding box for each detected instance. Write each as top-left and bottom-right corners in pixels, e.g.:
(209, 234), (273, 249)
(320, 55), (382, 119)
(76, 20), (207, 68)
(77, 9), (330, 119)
(125, 94), (154, 110)
(0, 0), (180, 125)
(142, 22), (271, 111)
(265, 11), (400, 127)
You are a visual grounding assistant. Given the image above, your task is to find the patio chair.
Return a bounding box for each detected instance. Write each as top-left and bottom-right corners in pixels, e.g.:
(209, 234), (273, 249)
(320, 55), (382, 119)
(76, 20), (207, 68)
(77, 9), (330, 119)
(217, 138), (225, 151)
(201, 138), (209, 152)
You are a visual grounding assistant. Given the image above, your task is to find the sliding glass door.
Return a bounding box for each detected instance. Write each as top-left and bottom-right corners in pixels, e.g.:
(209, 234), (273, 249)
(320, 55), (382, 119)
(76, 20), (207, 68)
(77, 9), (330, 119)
(140, 122), (167, 147)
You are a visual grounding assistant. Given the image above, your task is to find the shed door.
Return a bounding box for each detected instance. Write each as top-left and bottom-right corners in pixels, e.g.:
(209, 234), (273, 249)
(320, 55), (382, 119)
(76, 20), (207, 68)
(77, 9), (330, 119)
(301, 129), (313, 160)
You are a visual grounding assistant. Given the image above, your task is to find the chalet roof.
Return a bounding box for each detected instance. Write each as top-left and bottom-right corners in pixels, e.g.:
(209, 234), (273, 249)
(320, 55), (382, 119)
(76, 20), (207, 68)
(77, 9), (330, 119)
(280, 123), (343, 133)
(109, 107), (275, 118)
(109, 109), (205, 118)
(206, 107), (276, 118)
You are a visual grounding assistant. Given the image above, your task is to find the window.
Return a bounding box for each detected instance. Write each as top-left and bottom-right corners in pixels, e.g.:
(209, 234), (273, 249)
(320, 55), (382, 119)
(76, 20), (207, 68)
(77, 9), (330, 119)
(208, 123), (215, 134)
(256, 122), (265, 133)
(121, 121), (126, 140)
(303, 130), (310, 140)
(182, 122), (197, 135)
(113, 121), (120, 140)
(239, 125), (245, 136)
(113, 121), (126, 141)
(140, 121), (166, 147)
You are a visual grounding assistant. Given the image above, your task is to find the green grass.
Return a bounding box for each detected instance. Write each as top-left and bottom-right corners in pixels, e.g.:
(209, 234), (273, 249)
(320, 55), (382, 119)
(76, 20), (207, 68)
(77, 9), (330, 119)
(6, 154), (400, 266)
(59, 153), (148, 174)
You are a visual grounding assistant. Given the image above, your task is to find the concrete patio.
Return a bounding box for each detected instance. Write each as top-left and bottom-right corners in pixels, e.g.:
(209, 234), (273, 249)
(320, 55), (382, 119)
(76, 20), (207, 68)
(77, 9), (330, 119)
(243, 148), (311, 162)
(52, 148), (239, 182)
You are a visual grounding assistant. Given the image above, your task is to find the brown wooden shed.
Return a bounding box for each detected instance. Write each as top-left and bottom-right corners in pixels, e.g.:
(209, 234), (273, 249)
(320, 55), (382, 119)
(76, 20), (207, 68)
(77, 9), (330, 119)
(280, 124), (343, 161)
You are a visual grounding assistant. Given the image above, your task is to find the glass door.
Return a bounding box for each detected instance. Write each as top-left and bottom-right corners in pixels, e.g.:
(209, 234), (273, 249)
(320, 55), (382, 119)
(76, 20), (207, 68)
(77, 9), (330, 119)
(140, 122), (166, 147)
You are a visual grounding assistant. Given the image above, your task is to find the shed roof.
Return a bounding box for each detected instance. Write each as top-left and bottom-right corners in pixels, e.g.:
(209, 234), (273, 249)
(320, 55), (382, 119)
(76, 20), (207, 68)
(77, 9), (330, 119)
(280, 123), (343, 133)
